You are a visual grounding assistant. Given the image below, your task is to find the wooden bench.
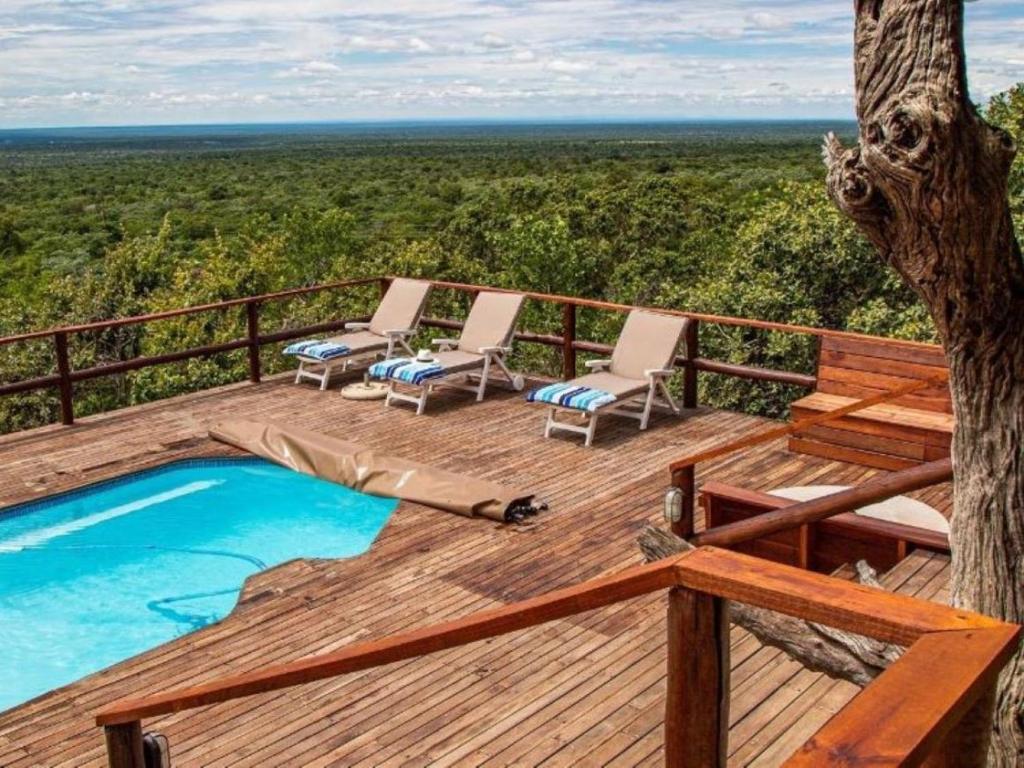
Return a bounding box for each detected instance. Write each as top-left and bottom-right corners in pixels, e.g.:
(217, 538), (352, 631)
(700, 481), (950, 574)
(789, 336), (953, 470)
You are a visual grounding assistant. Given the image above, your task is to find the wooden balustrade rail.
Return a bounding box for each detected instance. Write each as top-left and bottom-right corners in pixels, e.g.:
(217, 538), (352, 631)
(690, 457), (953, 549)
(665, 376), (948, 539)
(0, 274), (947, 431)
(95, 546), (1019, 768)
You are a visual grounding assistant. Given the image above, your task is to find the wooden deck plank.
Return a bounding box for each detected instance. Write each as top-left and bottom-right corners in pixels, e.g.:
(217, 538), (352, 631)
(0, 373), (953, 767)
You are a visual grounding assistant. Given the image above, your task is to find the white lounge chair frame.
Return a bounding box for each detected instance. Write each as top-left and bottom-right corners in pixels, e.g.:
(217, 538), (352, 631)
(295, 325), (416, 391)
(294, 278), (430, 391)
(539, 311), (688, 447)
(385, 292), (526, 415)
(542, 360), (680, 447)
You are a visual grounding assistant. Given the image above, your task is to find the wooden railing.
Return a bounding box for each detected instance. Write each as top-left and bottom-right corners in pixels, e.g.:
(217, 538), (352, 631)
(94, 546), (1019, 767)
(665, 376), (949, 540)
(0, 277), (384, 426)
(0, 274), (945, 430)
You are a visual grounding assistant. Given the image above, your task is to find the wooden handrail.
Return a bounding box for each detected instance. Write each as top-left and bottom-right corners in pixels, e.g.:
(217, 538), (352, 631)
(94, 547), (1019, 768)
(690, 458), (953, 548)
(418, 277), (945, 346)
(784, 625), (1020, 767)
(95, 557), (681, 725)
(0, 277), (383, 346)
(0, 274), (946, 432)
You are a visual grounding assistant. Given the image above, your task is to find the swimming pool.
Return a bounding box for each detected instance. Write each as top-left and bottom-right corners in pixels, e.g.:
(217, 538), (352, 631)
(0, 458), (398, 712)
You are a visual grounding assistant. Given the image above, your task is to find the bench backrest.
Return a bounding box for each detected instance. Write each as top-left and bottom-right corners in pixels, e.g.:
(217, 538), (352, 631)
(816, 337), (952, 415)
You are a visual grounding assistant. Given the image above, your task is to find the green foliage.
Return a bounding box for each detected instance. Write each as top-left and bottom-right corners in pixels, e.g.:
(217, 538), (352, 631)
(0, 118), (959, 432)
(984, 82), (1024, 241)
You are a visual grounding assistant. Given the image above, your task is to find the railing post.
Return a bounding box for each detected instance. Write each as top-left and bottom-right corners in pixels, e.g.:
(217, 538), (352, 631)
(683, 318), (699, 409)
(104, 722), (145, 768)
(54, 331), (74, 426)
(670, 465), (696, 539)
(665, 587), (729, 768)
(246, 301), (261, 384)
(562, 303), (576, 379)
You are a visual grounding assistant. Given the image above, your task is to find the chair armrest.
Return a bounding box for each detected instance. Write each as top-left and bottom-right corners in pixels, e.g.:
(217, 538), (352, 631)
(432, 338), (459, 350)
(644, 368), (675, 379)
(383, 328), (416, 337)
(585, 359), (612, 370)
(344, 322), (371, 331)
(477, 345), (511, 354)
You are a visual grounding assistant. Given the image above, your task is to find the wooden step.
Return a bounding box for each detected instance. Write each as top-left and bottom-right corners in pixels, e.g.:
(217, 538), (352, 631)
(788, 437), (920, 471)
(790, 405), (952, 449)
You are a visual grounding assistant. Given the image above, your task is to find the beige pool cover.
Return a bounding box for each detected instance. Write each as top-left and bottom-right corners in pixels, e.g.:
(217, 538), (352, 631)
(210, 419), (534, 522)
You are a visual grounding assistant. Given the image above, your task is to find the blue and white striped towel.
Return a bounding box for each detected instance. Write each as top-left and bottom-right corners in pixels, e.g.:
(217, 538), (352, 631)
(369, 358), (447, 385)
(283, 340), (351, 361)
(526, 382), (616, 413)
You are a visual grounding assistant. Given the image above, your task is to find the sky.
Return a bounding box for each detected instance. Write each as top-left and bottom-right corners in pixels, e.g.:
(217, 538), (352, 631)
(1, 1), (1022, 128)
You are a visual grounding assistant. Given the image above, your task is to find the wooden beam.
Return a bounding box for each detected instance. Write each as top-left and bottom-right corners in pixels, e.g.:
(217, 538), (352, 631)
(245, 301), (261, 384)
(418, 277), (947, 347)
(682, 318), (699, 408)
(0, 276), (381, 346)
(689, 459), (952, 548)
(674, 547), (1004, 646)
(665, 588), (729, 767)
(922, 684), (998, 768)
(104, 722), (144, 768)
(54, 331), (74, 426)
(691, 357), (816, 389)
(784, 626), (1020, 767)
(562, 302), (577, 379)
(95, 557), (681, 725)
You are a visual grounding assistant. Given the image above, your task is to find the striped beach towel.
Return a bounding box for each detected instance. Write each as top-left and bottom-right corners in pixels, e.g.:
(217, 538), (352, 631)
(369, 358), (446, 385)
(527, 382), (616, 413)
(283, 340), (351, 361)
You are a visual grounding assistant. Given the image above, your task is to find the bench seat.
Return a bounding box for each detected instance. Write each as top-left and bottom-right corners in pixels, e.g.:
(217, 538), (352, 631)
(789, 336), (953, 470)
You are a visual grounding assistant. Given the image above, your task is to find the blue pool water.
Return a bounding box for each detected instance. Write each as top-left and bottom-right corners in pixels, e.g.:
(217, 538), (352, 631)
(0, 458), (398, 712)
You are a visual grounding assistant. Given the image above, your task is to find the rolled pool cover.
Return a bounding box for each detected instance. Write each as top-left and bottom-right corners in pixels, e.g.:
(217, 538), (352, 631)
(209, 419), (535, 523)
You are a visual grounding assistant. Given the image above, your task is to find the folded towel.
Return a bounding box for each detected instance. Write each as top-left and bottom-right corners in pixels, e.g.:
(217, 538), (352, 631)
(369, 358), (446, 385)
(284, 340), (351, 361)
(527, 382), (617, 413)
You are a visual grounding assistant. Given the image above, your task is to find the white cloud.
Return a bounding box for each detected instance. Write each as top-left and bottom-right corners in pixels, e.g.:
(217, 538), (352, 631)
(0, 0), (1020, 125)
(546, 58), (593, 74)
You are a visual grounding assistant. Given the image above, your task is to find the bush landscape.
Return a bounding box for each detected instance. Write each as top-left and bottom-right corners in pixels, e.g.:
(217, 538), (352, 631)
(1, 89), (1020, 434)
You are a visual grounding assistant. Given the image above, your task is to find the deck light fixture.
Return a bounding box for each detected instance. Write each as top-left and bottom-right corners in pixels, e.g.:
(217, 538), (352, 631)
(663, 487), (683, 524)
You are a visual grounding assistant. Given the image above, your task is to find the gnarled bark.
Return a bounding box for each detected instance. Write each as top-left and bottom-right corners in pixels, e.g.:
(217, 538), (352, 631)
(637, 526), (902, 686)
(824, 2), (1024, 763)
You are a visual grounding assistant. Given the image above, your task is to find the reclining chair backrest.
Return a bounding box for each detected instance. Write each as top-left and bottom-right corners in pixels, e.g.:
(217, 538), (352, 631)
(369, 279), (432, 336)
(457, 292), (526, 353)
(609, 310), (688, 380)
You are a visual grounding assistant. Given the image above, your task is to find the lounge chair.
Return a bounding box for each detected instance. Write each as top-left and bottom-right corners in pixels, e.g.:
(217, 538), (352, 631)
(370, 291), (526, 414)
(286, 278), (431, 390)
(527, 309), (686, 446)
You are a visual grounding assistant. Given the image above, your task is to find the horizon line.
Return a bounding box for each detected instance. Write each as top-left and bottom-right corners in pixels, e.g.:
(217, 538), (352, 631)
(0, 116), (860, 133)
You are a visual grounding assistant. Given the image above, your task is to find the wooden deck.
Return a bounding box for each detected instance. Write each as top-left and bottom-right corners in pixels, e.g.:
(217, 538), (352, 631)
(0, 374), (952, 767)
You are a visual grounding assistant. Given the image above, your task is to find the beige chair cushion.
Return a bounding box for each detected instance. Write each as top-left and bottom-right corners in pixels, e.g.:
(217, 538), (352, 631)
(305, 331), (387, 358)
(567, 371), (650, 398)
(434, 349), (488, 370)
(369, 278), (431, 336)
(609, 310), (687, 380)
(457, 292), (525, 353)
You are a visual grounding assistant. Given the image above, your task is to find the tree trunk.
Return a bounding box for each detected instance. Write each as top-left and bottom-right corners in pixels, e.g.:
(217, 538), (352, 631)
(824, 2), (1024, 763)
(638, 526), (903, 686)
